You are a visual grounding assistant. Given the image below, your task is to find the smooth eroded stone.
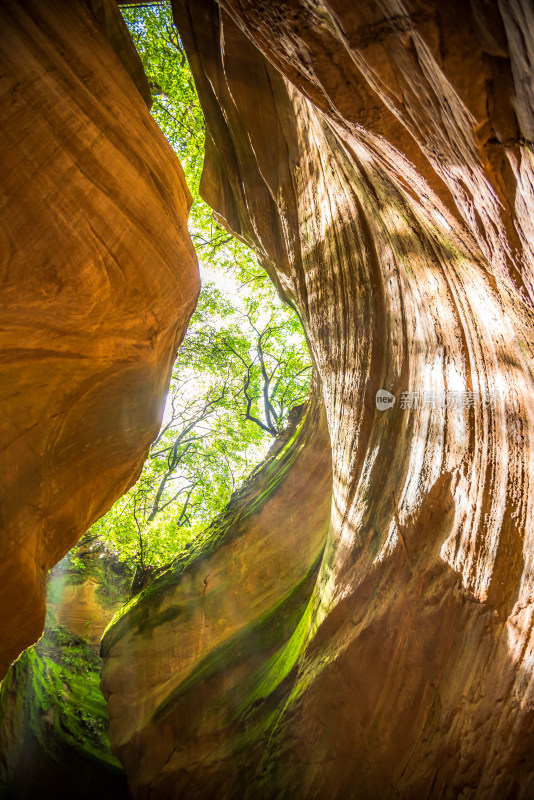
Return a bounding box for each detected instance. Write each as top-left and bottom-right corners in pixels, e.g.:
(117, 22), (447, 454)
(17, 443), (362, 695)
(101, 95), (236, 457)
(0, 0), (199, 676)
(101, 392), (332, 796)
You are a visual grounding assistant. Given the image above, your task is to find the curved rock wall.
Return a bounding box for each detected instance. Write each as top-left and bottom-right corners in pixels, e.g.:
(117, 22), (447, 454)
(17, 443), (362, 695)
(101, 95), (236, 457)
(103, 1), (534, 797)
(100, 393), (332, 795)
(0, 0), (199, 676)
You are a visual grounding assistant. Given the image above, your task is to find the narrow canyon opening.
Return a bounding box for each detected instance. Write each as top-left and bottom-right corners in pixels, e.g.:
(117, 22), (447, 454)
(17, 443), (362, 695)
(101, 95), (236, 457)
(2, 0), (534, 798)
(0, 4), (315, 796)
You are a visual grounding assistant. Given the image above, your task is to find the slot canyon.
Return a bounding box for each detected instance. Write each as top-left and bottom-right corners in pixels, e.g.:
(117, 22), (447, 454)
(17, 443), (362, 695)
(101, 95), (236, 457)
(1, 0), (534, 798)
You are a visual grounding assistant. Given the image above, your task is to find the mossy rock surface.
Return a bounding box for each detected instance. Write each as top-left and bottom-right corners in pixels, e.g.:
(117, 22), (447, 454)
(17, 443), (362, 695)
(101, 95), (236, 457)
(102, 406), (309, 651)
(0, 585), (130, 799)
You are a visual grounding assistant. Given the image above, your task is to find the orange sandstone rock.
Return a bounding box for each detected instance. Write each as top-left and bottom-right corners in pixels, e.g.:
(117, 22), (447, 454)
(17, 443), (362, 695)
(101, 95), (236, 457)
(0, 0), (199, 676)
(103, 1), (534, 797)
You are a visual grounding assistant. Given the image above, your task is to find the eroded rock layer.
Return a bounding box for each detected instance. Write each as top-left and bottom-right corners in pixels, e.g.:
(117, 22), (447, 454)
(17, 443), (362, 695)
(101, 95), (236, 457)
(0, 0), (199, 675)
(100, 393), (332, 795)
(103, 0), (534, 797)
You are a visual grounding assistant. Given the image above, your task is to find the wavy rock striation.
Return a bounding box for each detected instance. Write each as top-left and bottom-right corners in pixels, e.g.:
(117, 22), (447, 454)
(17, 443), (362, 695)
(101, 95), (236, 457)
(0, 0), (199, 676)
(101, 0), (534, 797)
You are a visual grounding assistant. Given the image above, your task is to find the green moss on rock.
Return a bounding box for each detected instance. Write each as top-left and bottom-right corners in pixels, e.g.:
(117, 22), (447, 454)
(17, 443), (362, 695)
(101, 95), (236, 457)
(0, 605), (129, 799)
(102, 405), (309, 652)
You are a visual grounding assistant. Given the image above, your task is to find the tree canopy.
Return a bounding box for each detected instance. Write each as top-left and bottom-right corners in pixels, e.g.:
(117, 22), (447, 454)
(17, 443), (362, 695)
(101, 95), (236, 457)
(89, 2), (311, 576)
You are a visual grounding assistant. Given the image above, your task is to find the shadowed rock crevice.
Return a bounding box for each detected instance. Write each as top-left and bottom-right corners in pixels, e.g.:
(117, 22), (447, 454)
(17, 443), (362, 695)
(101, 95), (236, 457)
(0, 541), (132, 800)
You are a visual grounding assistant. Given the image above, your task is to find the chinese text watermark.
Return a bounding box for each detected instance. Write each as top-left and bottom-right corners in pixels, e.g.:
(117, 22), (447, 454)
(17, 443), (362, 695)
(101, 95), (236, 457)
(376, 389), (499, 411)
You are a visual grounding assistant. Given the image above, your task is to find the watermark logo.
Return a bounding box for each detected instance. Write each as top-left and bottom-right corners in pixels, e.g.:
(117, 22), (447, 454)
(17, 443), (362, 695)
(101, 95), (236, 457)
(376, 388), (499, 411)
(376, 390), (396, 411)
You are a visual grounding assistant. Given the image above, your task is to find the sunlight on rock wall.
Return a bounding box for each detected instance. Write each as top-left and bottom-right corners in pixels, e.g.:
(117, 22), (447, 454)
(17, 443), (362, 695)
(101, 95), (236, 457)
(0, 0), (199, 676)
(101, 393), (332, 794)
(102, 1), (534, 797)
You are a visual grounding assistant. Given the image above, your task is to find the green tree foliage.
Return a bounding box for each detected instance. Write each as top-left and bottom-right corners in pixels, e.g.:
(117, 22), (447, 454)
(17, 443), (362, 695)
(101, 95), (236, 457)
(120, 2), (258, 280)
(91, 285), (311, 575)
(89, 3), (311, 574)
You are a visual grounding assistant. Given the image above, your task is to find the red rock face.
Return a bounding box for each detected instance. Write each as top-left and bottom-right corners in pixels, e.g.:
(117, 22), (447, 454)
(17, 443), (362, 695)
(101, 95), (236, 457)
(0, 0), (199, 676)
(101, 1), (534, 797)
(4, 0), (534, 795)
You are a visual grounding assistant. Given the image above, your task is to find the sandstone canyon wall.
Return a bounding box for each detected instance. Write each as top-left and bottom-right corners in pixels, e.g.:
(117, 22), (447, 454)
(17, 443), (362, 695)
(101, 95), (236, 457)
(0, 0), (199, 676)
(101, 1), (534, 798)
(101, 391), (333, 795)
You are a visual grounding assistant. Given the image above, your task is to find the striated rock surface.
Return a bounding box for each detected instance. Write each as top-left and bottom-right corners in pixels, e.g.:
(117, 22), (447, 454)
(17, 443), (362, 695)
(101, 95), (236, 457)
(102, 1), (534, 798)
(0, 0), (199, 675)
